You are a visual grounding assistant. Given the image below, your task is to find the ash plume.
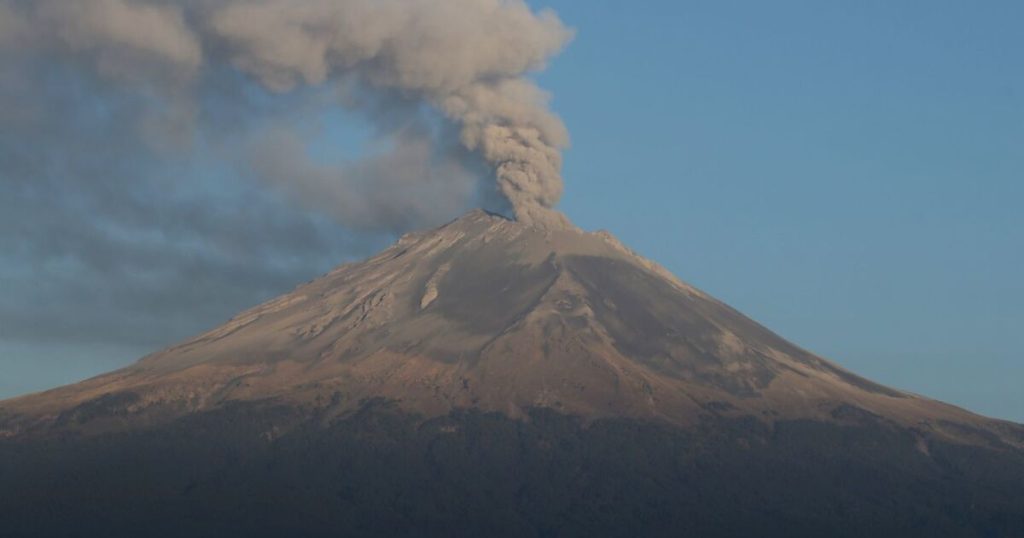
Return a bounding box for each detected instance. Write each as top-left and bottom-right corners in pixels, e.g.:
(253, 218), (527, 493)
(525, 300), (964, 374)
(1, 0), (573, 224)
(0, 0), (573, 353)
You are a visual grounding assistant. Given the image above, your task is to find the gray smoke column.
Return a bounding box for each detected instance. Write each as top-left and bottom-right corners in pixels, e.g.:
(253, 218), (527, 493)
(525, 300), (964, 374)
(1, 0), (574, 226)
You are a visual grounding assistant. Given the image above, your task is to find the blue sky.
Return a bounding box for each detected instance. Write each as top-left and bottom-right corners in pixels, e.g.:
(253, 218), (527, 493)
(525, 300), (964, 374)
(543, 0), (1023, 420)
(1, 1), (1021, 422)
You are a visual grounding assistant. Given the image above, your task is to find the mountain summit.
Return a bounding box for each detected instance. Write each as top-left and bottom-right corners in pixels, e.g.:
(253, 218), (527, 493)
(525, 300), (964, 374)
(2, 210), (1018, 443)
(2, 210), (1022, 537)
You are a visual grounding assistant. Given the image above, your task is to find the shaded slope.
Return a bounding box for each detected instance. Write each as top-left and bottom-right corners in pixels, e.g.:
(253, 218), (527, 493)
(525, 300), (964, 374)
(1, 210), (1021, 450)
(2, 402), (1023, 538)
(1, 209), (1023, 538)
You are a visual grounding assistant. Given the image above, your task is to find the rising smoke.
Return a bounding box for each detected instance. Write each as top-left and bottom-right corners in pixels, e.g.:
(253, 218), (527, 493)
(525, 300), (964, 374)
(0, 0), (573, 355)
(1, 0), (574, 225)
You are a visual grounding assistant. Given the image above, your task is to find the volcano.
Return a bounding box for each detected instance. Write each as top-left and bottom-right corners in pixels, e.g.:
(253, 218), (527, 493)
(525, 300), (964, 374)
(2, 210), (1022, 537)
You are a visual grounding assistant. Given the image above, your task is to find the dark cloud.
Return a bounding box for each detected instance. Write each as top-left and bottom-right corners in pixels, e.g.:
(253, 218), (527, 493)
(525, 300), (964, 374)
(0, 0), (572, 354)
(0, 56), (383, 349)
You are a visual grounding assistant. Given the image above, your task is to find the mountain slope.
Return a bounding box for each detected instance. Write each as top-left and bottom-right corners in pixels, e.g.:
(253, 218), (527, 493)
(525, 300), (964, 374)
(1, 209), (1022, 538)
(2, 210), (1019, 447)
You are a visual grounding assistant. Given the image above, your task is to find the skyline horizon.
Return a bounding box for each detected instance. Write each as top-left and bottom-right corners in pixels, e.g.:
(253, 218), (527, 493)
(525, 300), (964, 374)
(1, 1), (1021, 424)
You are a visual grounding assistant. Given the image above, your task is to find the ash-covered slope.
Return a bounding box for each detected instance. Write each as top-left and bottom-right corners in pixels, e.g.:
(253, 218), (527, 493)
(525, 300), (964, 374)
(1, 209), (1021, 448)
(2, 209), (1024, 538)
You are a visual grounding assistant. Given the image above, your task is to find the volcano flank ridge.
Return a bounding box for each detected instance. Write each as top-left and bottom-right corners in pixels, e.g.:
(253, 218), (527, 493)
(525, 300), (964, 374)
(1, 209), (1022, 537)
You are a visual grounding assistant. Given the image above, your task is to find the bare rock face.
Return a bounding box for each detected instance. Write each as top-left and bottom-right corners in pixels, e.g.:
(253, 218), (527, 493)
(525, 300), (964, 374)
(1, 209), (1023, 538)
(1, 209), (1021, 448)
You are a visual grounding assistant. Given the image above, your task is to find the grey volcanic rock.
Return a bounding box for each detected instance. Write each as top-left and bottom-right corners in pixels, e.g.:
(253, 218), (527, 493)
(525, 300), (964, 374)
(2, 209), (1018, 446)
(1, 209), (1022, 537)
